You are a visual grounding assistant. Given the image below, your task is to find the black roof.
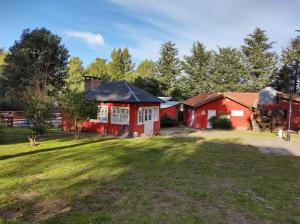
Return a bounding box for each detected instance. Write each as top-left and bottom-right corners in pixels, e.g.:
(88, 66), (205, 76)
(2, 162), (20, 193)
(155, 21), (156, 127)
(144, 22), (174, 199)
(85, 81), (164, 103)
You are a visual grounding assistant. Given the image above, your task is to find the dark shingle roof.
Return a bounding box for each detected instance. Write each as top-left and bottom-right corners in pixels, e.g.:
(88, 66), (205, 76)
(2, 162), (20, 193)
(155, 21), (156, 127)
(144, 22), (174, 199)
(85, 81), (163, 103)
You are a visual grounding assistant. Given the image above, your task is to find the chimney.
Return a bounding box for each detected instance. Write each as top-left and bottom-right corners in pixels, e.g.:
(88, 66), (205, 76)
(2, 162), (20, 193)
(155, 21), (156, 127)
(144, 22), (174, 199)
(84, 76), (101, 92)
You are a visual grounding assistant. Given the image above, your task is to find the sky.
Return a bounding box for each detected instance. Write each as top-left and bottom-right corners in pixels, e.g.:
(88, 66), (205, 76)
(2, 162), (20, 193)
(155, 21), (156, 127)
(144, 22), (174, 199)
(1, 0), (300, 66)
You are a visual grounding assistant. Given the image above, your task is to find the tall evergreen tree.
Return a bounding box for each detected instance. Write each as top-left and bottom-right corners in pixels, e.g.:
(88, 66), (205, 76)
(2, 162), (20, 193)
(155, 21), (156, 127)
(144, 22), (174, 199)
(156, 41), (181, 97)
(210, 47), (247, 92)
(66, 57), (84, 92)
(241, 27), (277, 91)
(182, 41), (212, 98)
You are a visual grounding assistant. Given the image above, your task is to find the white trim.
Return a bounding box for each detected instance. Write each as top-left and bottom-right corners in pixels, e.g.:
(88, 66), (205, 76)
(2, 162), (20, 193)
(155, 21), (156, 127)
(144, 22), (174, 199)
(97, 105), (108, 123)
(111, 106), (130, 125)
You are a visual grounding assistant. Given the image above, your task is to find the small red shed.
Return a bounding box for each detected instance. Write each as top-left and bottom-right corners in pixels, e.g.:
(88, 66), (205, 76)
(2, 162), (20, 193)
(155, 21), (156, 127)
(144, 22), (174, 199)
(183, 92), (259, 129)
(159, 97), (181, 121)
(62, 81), (163, 136)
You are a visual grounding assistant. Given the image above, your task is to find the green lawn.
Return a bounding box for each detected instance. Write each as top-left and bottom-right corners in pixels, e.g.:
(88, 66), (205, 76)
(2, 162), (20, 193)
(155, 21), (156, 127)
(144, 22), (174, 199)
(0, 129), (299, 224)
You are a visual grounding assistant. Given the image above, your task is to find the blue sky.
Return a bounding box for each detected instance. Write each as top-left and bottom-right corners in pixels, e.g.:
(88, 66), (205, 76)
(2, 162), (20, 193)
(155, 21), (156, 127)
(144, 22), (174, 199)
(1, 0), (300, 66)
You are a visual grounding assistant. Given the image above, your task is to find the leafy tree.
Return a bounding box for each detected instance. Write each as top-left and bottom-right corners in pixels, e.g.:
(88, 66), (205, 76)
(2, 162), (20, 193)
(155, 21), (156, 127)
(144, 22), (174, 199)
(26, 97), (54, 145)
(66, 57), (84, 92)
(156, 41), (182, 97)
(241, 27), (277, 91)
(271, 65), (294, 92)
(133, 76), (164, 96)
(108, 48), (134, 80)
(3, 28), (69, 99)
(182, 41), (212, 98)
(59, 91), (97, 139)
(210, 47), (247, 92)
(136, 59), (155, 78)
(85, 57), (110, 83)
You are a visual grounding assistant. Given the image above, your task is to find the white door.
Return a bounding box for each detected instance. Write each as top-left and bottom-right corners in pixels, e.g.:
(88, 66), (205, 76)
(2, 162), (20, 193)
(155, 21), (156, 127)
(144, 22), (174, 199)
(207, 110), (216, 128)
(143, 108), (154, 135)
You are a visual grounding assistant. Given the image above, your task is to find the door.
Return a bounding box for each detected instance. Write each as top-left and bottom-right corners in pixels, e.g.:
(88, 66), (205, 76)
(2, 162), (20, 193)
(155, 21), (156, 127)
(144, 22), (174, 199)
(207, 110), (216, 128)
(143, 108), (154, 135)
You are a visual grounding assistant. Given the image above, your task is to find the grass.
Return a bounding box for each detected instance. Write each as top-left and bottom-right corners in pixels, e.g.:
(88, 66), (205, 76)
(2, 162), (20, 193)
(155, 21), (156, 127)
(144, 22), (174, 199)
(0, 128), (300, 223)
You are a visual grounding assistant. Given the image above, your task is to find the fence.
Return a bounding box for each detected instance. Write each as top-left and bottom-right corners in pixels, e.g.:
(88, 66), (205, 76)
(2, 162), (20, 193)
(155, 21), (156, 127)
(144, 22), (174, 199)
(0, 111), (62, 128)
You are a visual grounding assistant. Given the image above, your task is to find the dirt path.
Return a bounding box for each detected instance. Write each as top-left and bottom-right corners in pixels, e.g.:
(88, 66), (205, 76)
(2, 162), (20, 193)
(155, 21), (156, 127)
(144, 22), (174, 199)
(161, 127), (300, 156)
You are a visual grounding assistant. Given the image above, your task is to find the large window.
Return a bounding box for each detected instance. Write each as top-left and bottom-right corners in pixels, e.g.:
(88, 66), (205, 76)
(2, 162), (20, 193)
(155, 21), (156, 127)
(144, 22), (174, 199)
(111, 106), (129, 125)
(231, 110), (244, 117)
(97, 106), (108, 123)
(137, 106), (159, 124)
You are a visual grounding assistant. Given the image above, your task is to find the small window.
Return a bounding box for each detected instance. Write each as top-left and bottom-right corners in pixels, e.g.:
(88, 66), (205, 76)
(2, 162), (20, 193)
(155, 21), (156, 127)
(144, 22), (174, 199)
(144, 109), (148, 121)
(148, 108), (152, 120)
(154, 106), (159, 121)
(231, 110), (244, 117)
(138, 108), (143, 124)
(111, 106), (129, 125)
(97, 106), (108, 123)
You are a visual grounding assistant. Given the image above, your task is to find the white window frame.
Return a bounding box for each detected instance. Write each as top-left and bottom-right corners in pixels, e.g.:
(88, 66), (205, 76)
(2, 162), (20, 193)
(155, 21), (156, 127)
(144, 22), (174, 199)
(97, 105), (108, 123)
(137, 106), (159, 124)
(154, 106), (159, 121)
(111, 106), (129, 125)
(231, 110), (244, 117)
(138, 108), (143, 125)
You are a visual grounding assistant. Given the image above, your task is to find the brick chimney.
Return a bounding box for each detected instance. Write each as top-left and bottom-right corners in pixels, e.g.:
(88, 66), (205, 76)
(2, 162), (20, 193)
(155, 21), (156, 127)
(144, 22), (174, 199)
(84, 76), (101, 91)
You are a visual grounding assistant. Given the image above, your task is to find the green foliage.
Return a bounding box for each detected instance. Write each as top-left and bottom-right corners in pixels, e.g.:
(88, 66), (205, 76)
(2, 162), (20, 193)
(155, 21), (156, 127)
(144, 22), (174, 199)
(271, 65), (294, 92)
(160, 114), (178, 127)
(59, 91), (97, 138)
(85, 57), (110, 83)
(66, 57), (84, 92)
(210, 47), (247, 92)
(241, 27), (278, 91)
(156, 41), (182, 97)
(108, 48), (134, 80)
(3, 28), (69, 99)
(182, 41), (212, 98)
(209, 116), (232, 129)
(26, 97), (54, 135)
(136, 59), (155, 78)
(133, 76), (164, 96)
(0, 121), (5, 143)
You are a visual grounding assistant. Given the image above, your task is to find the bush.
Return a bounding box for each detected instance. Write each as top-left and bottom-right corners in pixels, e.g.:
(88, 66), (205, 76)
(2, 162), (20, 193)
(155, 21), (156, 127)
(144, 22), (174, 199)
(0, 121), (6, 143)
(160, 114), (178, 127)
(209, 115), (232, 129)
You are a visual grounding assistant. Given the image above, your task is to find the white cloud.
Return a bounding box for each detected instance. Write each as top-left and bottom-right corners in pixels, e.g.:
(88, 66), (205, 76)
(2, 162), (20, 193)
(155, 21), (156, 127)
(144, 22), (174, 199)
(64, 30), (104, 47)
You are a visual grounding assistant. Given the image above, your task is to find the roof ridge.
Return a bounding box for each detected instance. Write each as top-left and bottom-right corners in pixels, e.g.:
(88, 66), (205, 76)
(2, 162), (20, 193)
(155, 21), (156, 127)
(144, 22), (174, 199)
(125, 82), (139, 102)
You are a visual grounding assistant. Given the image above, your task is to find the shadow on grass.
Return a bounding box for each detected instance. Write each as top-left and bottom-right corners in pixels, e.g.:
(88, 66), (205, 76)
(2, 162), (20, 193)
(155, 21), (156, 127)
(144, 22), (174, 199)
(1, 136), (300, 223)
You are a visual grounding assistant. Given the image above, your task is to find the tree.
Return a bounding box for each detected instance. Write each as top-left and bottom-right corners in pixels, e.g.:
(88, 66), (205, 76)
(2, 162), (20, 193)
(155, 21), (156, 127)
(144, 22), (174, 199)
(85, 57), (110, 83)
(271, 65), (294, 92)
(182, 41), (212, 98)
(26, 97), (53, 145)
(133, 76), (164, 96)
(156, 41), (182, 97)
(210, 47), (247, 92)
(66, 57), (84, 92)
(136, 59), (155, 78)
(59, 91), (97, 139)
(108, 48), (134, 80)
(3, 28), (69, 99)
(241, 27), (277, 91)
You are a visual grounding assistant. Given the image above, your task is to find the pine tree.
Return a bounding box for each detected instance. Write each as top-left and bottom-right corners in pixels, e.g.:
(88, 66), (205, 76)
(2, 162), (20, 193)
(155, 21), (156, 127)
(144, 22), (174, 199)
(241, 27), (278, 91)
(66, 57), (84, 92)
(156, 41), (181, 97)
(182, 41), (212, 98)
(210, 47), (247, 92)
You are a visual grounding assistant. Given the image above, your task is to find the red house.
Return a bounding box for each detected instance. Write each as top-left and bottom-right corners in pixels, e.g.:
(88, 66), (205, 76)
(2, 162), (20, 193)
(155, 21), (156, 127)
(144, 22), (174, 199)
(183, 92), (259, 129)
(62, 81), (163, 136)
(159, 97), (181, 121)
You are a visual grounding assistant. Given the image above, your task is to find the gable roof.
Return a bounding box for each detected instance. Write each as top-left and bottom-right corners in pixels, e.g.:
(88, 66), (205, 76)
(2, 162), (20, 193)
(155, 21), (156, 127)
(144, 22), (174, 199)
(85, 80), (163, 103)
(183, 92), (259, 109)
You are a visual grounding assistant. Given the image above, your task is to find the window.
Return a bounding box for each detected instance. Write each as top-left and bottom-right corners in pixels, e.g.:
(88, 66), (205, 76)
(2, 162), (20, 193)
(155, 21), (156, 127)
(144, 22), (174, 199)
(231, 110), (244, 117)
(148, 108), (152, 120)
(97, 106), (108, 123)
(138, 108), (143, 124)
(111, 106), (129, 125)
(144, 109), (148, 121)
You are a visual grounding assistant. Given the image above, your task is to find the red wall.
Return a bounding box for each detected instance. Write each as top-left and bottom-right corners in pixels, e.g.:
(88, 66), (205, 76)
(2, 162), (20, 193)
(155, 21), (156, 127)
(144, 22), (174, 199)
(184, 97), (252, 129)
(160, 106), (178, 120)
(62, 102), (161, 135)
(261, 99), (300, 130)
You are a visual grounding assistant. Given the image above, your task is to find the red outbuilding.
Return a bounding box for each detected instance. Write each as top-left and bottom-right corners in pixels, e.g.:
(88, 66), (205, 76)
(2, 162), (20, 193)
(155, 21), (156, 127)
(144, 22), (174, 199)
(183, 92), (259, 129)
(62, 81), (163, 136)
(159, 97), (181, 121)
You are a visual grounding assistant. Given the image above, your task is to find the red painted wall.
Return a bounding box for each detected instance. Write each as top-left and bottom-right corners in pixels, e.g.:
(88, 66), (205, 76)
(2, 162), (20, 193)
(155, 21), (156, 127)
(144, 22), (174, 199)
(261, 100), (300, 130)
(62, 102), (161, 135)
(160, 105), (178, 120)
(184, 97), (252, 129)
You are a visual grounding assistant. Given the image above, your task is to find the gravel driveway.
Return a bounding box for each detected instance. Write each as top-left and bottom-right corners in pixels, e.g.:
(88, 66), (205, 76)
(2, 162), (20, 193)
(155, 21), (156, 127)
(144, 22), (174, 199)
(161, 127), (300, 156)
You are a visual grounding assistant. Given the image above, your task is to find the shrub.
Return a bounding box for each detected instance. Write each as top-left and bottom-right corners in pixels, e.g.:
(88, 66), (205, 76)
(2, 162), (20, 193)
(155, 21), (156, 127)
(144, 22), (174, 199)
(209, 115), (232, 129)
(160, 114), (178, 127)
(0, 121), (6, 143)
